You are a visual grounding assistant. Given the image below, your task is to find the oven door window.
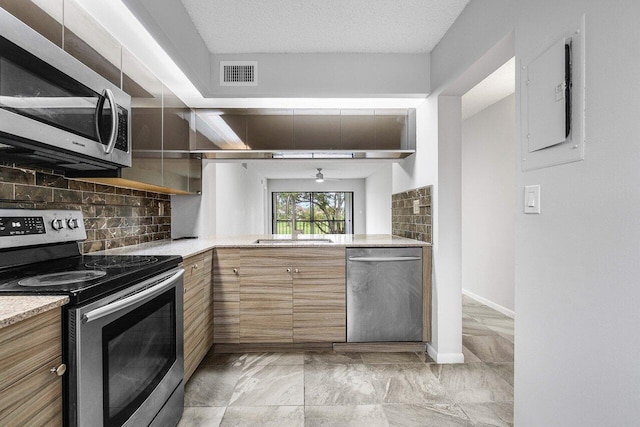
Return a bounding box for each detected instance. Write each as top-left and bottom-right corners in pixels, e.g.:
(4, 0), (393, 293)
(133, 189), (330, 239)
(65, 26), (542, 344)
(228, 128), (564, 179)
(0, 35), (114, 145)
(102, 288), (176, 427)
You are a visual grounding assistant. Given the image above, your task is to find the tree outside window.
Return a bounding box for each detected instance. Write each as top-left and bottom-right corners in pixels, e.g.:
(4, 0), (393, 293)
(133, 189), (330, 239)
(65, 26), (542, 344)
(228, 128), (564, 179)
(273, 192), (353, 234)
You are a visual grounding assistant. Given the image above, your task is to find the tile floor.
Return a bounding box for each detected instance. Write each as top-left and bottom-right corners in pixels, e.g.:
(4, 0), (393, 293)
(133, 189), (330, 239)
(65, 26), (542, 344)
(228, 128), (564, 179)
(178, 295), (514, 426)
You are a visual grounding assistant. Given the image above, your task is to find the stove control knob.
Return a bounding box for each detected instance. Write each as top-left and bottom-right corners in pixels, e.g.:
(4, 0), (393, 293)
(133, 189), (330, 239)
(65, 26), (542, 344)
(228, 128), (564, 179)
(51, 219), (65, 231)
(67, 218), (80, 230)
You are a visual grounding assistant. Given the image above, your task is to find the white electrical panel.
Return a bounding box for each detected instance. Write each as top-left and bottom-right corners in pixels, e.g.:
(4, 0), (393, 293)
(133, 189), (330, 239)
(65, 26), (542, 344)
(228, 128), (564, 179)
(520, 15), (585, 171)
(526, 38), (567, 152)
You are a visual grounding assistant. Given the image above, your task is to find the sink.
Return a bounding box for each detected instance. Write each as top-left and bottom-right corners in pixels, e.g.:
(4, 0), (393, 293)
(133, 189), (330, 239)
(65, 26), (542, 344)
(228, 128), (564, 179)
(254, 238), (334, 244)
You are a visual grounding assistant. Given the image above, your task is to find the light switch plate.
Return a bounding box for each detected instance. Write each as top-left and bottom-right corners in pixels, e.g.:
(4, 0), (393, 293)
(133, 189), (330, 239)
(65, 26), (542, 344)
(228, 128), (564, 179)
(524, 185), (541, 214)
(413, 199), (420, 214)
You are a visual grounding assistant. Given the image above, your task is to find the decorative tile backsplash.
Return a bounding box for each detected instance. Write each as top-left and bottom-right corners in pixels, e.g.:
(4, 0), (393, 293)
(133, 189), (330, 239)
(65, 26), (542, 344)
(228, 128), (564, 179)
(0, 165), (171, 253)
(392, 185), (432, 243)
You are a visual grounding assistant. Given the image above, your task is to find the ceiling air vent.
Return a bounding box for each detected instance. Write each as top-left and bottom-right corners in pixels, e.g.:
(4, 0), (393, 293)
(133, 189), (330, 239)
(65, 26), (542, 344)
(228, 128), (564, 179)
(220, 61), (257, 86)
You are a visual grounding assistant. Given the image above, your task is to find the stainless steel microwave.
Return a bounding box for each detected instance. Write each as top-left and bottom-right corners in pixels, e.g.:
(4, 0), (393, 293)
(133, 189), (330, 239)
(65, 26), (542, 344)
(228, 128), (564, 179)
(0, 7), (131, 171)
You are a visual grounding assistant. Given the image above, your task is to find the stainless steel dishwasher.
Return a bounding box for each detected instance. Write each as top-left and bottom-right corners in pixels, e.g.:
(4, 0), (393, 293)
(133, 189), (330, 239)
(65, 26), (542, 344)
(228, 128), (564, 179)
(346, 247), (423, 342)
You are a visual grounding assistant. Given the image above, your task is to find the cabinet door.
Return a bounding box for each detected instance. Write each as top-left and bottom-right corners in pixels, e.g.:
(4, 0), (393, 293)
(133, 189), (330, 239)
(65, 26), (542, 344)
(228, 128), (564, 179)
(213, 249), (240, 343)
(239, 248), (294, 343)
(120, 48), (163, 187)
(202, 251), (214, 350)
(0, 308), (63, 425)
(63, 0), (121, 87)
(183, 254), (206, 381)
(162, 85), (201, 193)
(0, 0), (63, 47)
(292, 248), (346, 342)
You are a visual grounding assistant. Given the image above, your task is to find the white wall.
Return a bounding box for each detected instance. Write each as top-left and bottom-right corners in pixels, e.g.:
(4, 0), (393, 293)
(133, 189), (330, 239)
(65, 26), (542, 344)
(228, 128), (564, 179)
(409, 0), (640, 424)
(215, 163), (266, 235)
(514, 2), (640, 425)
(210, 53), (429, 98)
(462, 94), (515, 314)
(364, 164), (392, 234)
(267, 179), (366, 234)
(171, 161), (266, 237)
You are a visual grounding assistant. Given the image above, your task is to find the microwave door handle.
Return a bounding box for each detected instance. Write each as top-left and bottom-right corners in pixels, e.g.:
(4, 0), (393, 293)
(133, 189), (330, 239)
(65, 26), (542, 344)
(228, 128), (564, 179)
(81, 269), (185, 324)
(94, 94), (107, 145)
(102, 88), (118, 154)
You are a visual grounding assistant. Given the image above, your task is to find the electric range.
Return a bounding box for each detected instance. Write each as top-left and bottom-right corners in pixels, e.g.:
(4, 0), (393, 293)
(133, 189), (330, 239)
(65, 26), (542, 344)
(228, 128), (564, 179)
(0, 208), (185, 427)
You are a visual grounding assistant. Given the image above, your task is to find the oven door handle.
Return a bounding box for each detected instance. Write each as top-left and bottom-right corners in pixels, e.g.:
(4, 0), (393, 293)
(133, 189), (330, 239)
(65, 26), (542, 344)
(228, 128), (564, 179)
(82, 269), (184, 324)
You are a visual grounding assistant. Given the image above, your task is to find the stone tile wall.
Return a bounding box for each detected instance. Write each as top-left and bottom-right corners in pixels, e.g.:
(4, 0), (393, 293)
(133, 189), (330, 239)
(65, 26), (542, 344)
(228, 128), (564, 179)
(0, 165), (171, 253)
(391, 185), (432, 243)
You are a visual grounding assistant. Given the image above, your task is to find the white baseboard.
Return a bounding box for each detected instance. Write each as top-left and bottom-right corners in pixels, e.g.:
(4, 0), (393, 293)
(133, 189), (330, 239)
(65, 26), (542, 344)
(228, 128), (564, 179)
(462, 288), (515, 319)
(426, 343), (465, 364)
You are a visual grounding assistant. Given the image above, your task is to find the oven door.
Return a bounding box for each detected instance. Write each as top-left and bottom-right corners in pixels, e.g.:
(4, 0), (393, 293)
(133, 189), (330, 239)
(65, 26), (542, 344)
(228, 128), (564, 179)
(68, 268), (184, 427)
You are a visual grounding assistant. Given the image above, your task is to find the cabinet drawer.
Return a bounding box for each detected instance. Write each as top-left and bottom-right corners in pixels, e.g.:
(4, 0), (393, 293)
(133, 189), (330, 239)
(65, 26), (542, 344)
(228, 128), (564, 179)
(0, 308), (61, 392)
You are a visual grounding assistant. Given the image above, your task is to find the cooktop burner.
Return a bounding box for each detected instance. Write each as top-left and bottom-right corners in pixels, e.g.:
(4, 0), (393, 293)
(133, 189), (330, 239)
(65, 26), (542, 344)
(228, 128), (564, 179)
(0, 254), (182, 303)
(18, 270), (108, 287)
(84, 256), (158, 269)
(0, 209), (183, 304)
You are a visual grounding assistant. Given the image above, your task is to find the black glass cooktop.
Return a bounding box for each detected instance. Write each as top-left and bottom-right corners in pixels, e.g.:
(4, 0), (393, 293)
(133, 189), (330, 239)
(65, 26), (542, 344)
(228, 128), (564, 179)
(0, 254), (182, 304)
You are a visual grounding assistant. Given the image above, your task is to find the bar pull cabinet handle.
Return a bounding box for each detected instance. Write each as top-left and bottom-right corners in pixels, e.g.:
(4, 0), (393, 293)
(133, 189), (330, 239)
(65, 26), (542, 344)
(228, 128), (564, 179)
(50, 364), (66, 376)
(348, 256), (422, 262)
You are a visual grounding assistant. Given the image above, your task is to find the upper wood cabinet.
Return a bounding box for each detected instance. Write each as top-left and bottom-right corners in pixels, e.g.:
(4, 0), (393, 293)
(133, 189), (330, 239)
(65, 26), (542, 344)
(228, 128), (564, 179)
(194, 110), (248, 151)
(120, 48), (163, 187)
(246, 109), (294, 150)
(162, 87), (201, 194)
(120, 48), (201, 194)
(62, 0), (121, 87)
(192, 108), (415, 155)
(0, 0), (63, 47)
(293, 110), (341, 150)
(340, 110), (375, 150)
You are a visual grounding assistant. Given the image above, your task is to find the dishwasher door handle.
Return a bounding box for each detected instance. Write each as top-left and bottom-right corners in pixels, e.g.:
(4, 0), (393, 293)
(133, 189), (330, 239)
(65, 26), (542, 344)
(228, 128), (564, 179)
(348, 256), (422, 262)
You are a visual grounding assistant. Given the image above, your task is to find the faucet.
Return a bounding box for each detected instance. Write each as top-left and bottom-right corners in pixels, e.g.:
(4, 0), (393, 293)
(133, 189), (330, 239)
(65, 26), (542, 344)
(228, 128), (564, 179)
(289, 194), (302, 240)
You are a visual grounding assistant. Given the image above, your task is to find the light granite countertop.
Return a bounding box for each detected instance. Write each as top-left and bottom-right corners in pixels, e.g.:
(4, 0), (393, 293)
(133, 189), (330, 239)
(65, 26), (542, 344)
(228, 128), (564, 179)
(0, 295), (69, 329)
(0, 235), (427, 327)
(97, 234), (430, 259)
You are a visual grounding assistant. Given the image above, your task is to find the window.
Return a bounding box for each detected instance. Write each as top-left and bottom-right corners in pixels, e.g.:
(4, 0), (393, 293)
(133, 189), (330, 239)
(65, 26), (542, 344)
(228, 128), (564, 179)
(273, 192), (353, 234)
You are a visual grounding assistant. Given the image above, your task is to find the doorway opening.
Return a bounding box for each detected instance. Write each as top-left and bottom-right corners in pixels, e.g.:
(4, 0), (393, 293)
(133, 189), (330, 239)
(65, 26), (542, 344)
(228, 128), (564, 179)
(460, 56), (516, 319)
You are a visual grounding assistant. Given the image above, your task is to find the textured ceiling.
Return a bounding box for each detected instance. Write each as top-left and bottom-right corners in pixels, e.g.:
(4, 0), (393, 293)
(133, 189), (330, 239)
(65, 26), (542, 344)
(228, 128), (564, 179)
(180, 0), (469, 54)
(462, 57), (515, 120)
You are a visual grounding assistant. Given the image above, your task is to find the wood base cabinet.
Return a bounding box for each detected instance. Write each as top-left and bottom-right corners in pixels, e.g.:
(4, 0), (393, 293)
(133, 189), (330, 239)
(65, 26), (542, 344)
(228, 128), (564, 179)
(239, 249), (294, 343)
(292, 248), (346, 342)
(213, 247), (346, 345)
(183, 251), (213, 382)
(213, 249), (240, 343)
(0, 308), (63, 426)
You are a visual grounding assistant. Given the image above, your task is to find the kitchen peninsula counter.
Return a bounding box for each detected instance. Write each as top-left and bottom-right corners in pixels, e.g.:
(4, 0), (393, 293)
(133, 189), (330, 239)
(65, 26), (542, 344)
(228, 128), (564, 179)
(96, 234), (430, 259)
